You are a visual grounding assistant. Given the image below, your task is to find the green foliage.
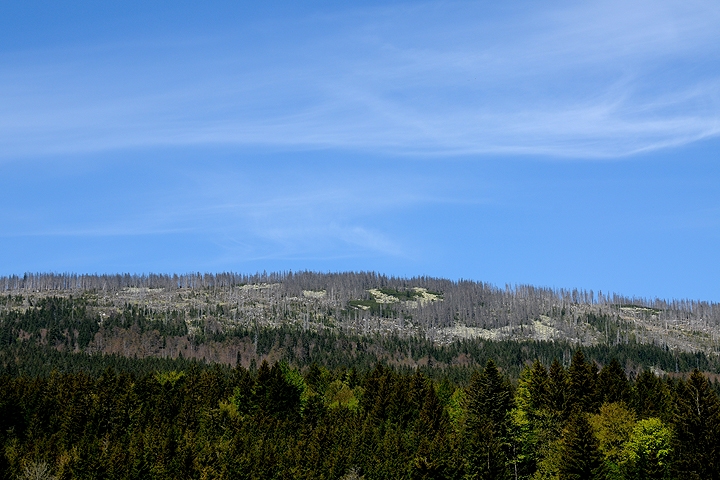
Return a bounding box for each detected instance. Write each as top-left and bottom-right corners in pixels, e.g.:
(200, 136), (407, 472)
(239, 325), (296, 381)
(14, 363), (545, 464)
(510, 366), (541, 479)
(513, 361), (567, 480)
(102, 303), (189, 337)
(557, 413), (606, 480)
(0, 296), (99, 349)
(325, 379), (361, 410)
(598, 358), (631, 405)
(622, 417), (672, 480)
(546, 358), (567, 415)
(672, 369), (720, 480)
(446, 388), (465, 427)
(464, 359), (514, 479)
(280, 361), (309, 407)
(154, 370), (185, 386)
(567, 349), (600, 414)
(632, 369), (672, 421)
(466, 359), (514, 428)
(3, 346), (720, 479)
(590, 402), (636, 477)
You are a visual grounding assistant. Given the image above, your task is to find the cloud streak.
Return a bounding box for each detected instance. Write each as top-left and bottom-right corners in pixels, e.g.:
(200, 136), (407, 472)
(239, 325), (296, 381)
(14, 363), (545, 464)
(1, 0), (720, 159)
(0, 163), (449, 261)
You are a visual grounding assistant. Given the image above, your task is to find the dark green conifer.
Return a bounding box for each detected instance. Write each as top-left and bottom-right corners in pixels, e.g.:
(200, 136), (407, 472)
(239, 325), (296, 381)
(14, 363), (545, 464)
(547, 358), (567, 416)
(672, 369), (720, 480)
(597, 358), (630, 405)
(305, 362), (323, 391)
(632, 369), (670, 421)
(558, 412), (605, 480)
(527, 360), (550, 411)
(418, 383), (446, 434)
(229, 364), (255, 415)
(464, 421), (510, 480)
(466, 359), (513, 429)
(567, 350), (599, 414)
(464, 359), (513, 480)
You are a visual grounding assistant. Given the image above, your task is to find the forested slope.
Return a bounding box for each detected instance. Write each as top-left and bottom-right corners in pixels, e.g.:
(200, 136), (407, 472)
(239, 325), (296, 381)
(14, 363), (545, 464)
(1, 350), (718, 479)
(3, 272), (720, 478)
(1, 271), (720, 375)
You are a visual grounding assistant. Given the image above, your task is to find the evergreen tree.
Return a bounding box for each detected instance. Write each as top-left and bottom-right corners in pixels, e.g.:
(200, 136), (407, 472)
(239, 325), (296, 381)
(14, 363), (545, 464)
(509, 364), (544, 480)
(597, 358), (630, 405)
(672, 369), (720, 480)
(418, 382), (447, 435)
(464, 420), (509, 480)
(229, 364), (255, 415)
(546, 359), (567, 417)
(466, 359), (514, 430)
(526, 360), (549, 411)
(557, 413), (605, 480)
(464, 360), (513, 480)
(632, 370), (671, 421)
(567, 350), (599, 414)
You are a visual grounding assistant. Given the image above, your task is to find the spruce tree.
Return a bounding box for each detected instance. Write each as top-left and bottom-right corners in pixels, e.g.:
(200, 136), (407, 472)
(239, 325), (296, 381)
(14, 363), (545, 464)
(597, 358), (630, 405)
(464, 359), (513, 480)
(526, 360), (549, 412)
(466, 359), (513, 430)
(546, 359), (567, 417)
(567, 350), (599, 414)
(632, 369), (670, 421)
(558, 412), (605, 480)
(672, 369), (720, 480)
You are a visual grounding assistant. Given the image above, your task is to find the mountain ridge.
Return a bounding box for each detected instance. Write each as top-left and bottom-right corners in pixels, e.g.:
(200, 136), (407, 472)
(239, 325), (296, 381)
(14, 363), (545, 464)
(2, 271), (719, 376)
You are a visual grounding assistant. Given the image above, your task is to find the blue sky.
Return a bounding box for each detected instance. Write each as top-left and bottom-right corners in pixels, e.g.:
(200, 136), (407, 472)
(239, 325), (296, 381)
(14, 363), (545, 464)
(2, 0), (720, 301)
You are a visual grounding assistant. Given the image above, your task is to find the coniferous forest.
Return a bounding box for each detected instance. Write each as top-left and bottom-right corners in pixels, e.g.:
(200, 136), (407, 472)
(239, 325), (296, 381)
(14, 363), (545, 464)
(3, 351), (719, 479)
(2, 272), (720, 479)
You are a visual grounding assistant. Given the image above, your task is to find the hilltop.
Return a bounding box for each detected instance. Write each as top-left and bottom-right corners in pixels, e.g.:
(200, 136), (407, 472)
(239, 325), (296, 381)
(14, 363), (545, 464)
(2, 271), (719, 376)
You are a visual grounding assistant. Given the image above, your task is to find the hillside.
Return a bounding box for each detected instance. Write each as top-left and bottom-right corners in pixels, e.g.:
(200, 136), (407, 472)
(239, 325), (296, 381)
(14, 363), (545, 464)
(1, 272), (719, 377)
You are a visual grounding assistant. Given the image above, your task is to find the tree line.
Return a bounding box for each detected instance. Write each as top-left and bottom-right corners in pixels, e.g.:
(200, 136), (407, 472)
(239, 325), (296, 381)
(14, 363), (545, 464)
(2, 349), (720, 479)
(3, 271), (720, 327)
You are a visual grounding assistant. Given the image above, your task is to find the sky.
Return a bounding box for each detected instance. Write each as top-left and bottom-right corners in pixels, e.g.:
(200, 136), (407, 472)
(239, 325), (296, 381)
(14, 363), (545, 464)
(1, 0), (720, 302)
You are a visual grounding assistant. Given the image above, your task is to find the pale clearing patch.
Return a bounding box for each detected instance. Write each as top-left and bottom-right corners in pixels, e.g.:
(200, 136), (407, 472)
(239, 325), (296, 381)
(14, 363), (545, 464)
(367, 287), (442, 308)
(440, 325), (499, 340)
(239, 283), (280, 291)
(438, 317), (564, 343)
(531, 318), (562, 341)
(303, 290), (326, 299)
(412, 287), (442, 306)
(368, 289), (399, 304)
(650, 366), (667, 377)
(620, 306), (659, 314)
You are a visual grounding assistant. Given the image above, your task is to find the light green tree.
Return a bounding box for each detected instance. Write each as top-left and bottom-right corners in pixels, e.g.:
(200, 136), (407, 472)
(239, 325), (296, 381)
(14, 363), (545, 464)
(621, 418), (672, 480)
(590, 402), (636, 479)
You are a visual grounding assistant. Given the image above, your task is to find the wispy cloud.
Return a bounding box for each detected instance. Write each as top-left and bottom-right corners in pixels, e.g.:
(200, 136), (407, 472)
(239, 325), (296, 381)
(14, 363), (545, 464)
(0, 165), (443, 260)
(1, 0), (719, 159)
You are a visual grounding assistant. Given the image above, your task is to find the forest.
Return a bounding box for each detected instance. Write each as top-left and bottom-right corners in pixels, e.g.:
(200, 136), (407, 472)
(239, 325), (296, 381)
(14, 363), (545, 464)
(3, 272), (720, 479)
(1, 349), (719, 479)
